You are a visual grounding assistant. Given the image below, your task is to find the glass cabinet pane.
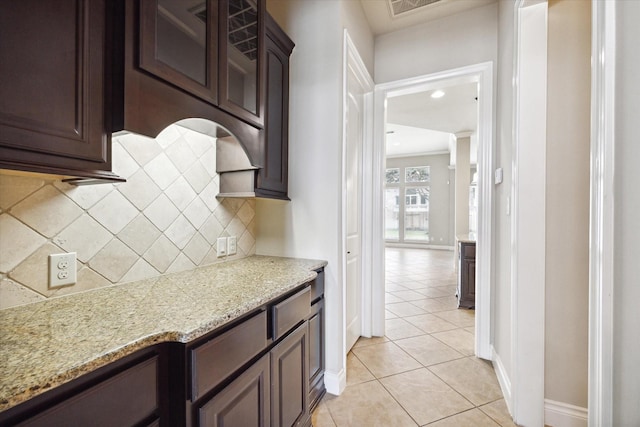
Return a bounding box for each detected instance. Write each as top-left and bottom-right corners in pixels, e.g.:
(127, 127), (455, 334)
(226, 0), (259, 114)
(155, 0), (208, 85)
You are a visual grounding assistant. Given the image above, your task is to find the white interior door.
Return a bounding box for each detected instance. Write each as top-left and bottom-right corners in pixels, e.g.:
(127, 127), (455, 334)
(345, 66), (364, 352)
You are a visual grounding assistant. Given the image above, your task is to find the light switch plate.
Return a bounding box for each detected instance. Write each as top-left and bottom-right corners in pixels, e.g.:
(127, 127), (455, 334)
(217, 237), (227, 257)
(49, 252), (77, 288)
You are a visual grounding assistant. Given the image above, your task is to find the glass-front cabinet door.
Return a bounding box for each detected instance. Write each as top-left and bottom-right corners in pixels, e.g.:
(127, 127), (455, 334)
(139, 0), (218, 103)
(219, 0), (265, 127)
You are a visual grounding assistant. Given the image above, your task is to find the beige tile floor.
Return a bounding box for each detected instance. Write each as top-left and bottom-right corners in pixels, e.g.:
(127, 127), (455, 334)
(312, 247), (517, 427)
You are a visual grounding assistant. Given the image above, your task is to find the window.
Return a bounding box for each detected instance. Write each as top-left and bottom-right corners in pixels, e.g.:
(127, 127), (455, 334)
(385, 168), (400, 184)
(405, 166), (430, 183)
(385, 165), (431, 243)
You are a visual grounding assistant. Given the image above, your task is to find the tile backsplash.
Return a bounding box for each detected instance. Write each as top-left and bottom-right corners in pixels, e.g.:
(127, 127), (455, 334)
(0, 124), (256, 309)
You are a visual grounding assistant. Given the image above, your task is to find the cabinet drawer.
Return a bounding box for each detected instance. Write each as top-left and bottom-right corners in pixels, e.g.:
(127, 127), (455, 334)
(462, 243), (476, 259)
(19, 356), (158, 427)
(272, 287), (311, 340)
(310, 270), (324, 303)
(192, 311), (268, 400)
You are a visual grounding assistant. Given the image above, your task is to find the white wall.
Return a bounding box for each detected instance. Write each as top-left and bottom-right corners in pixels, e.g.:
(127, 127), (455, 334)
(613, 1), (640, 424)
(374, 2), (498, 84)
(260, 0), (374, 395)
(545, 0), (590, 409)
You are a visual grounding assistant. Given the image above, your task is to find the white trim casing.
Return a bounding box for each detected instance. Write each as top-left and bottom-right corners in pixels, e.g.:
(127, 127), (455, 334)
(373, 62), (495, 359)
(510, 2), (547, 425)
(588, 0), (616, 425)
(544, 399), (588, 427)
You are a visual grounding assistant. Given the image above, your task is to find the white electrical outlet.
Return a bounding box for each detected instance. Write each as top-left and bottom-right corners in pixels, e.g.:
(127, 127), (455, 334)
(217, 237), (227, 257)
(228, 236), (237, 255)
(49, 252), (77, 288)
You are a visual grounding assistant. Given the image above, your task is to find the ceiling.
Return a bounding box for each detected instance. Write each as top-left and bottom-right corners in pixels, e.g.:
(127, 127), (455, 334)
(357, 0), (487, 159)
(359, 0), (496, 36)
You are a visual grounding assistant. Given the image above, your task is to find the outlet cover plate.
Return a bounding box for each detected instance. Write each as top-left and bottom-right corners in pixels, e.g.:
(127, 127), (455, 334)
(49, 252), (77, 288)
(228, 236), (237, 255)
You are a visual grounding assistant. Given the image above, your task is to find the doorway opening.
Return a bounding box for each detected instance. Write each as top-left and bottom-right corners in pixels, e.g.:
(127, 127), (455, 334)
(370, 63), (494, 360)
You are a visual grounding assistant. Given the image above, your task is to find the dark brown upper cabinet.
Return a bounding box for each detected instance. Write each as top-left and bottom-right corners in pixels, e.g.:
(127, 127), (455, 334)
(139, 0), (219, 104)
(137, 0), (265, 129)
(254, 15), (294, 200)
(0, 0), (123, 183)
(218, 0), (265, 128)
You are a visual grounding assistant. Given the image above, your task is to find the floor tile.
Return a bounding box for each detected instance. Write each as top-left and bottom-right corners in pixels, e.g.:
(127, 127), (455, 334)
(389, 289), (427, 301)
(410, 298), (449, 313)
(324, 380), (418, 426)
(351, 342), (421, 378)
(385, 317), (426, 340)
(416, 287), (452, 298)
(385, 282), (410, 292)
(479, 399), (518, 427)
(431, 328), (475, 356)
(425, 408), (501, 426)
(380, 368), (473, 425)
(429, 358), (503, 406)
(385, 309), (398, 319)
(404, 313), (459, 334)
(311, 400), (337, 427)
(386, 301), (428, 317)
(433, 309), (476, 327)
(385, 292), (404, 304)
(395, 334), (464, 367)
(346, 352), (375, 385)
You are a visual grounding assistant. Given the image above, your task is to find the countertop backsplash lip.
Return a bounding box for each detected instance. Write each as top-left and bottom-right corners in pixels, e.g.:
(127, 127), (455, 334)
(0, 255), (327, 413)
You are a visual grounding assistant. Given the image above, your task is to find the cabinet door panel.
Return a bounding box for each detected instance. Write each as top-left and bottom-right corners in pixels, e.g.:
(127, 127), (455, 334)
(271, 322), (309, 427)
(0, 0), (109, 167)
(219, 0), (265, 127)
(139, 0), (218, 103)
(308, 299), (325, 410)
(198, 354), (270, 427)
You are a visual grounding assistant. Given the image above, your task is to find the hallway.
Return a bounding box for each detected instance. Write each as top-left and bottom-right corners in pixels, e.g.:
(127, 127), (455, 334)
(312, 248), (515, 426)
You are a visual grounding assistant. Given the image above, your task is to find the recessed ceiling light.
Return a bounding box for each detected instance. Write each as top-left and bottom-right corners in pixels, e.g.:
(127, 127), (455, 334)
(431, 90), (445, 99)
(393, 142), (401, 146)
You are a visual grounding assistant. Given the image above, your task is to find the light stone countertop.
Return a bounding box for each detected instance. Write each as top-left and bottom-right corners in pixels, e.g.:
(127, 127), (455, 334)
(0, 255), (327, 412)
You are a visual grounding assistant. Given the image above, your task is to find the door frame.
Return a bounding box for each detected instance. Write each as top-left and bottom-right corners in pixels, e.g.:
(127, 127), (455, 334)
(371, 62), (495, 359)
(588, 0), (616, 424)
(509, 1), (548, 425)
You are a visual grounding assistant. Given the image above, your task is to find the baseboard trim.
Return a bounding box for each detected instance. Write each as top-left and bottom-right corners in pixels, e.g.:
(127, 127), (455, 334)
(544, 399), (588, 427)
(324, 368), (346, 396)
(492, 345), (513, 414)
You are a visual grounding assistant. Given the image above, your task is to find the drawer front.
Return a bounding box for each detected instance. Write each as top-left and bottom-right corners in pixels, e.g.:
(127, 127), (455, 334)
(192, 311), (268, 400)
(310, 270), (325, 302)
(20, 356), (158, 427)
(272, 287), (311, 341)
(462, 243), (476, 259)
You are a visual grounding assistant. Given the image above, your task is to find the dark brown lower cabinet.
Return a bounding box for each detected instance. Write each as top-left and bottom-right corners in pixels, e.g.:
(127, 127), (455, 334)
(1, 350), (162, 427)
(271, 322), (309, 427)
(198, 355), (270, 427)
(457, 241), (476, 309)
(308, 298), (325, 410)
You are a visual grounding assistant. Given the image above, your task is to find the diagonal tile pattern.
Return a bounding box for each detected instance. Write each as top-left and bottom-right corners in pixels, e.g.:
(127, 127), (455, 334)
(313, 247), (518, 426)
(0, 124), (257, 309)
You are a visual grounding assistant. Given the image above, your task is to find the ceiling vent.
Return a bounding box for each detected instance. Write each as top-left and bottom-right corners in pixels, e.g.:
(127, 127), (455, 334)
(388, 0), (443, 17)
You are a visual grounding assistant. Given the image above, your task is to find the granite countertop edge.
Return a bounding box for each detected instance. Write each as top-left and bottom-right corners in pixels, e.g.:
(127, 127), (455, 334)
(0, 255), (327, 413)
